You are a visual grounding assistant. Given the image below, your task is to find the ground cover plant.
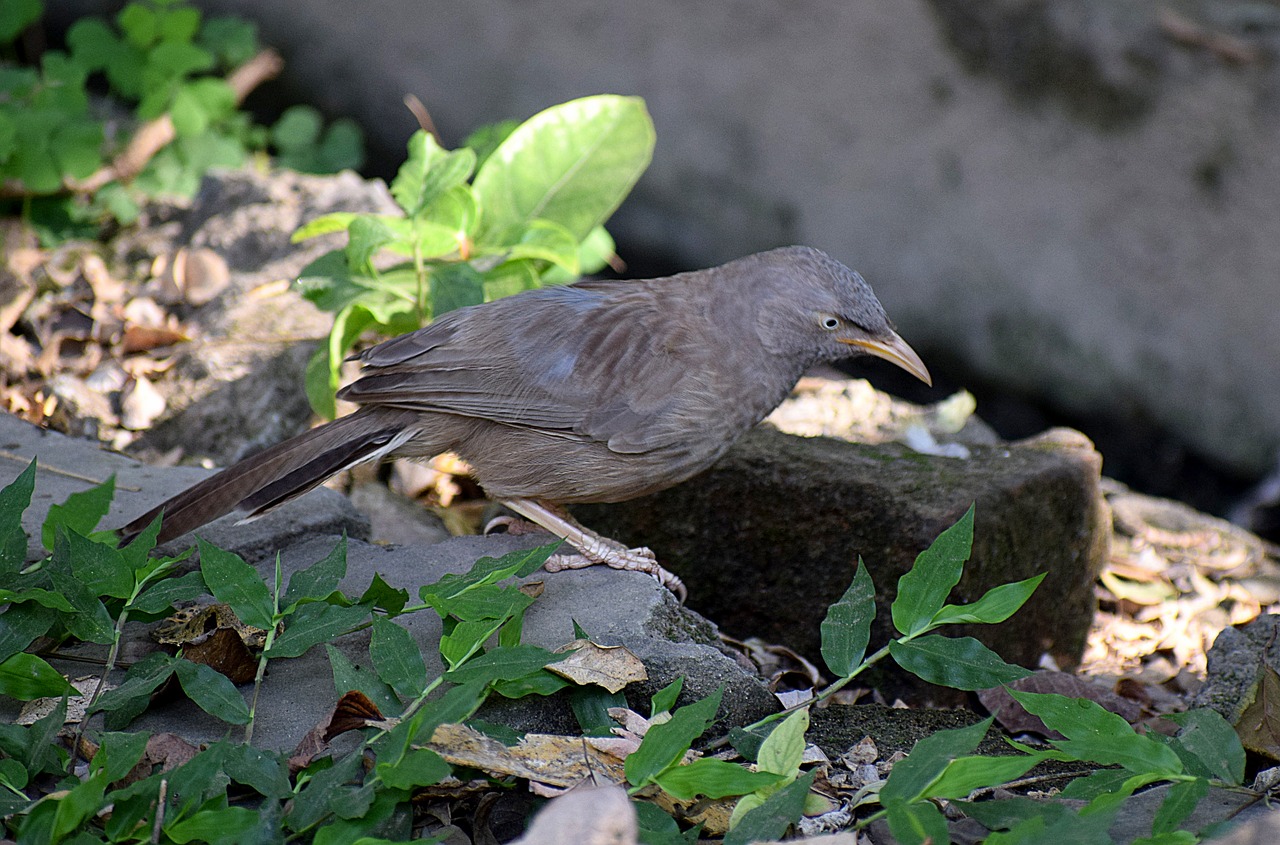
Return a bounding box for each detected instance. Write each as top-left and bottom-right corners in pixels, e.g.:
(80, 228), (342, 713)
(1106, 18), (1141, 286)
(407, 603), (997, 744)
(0, 466), (1253, 843)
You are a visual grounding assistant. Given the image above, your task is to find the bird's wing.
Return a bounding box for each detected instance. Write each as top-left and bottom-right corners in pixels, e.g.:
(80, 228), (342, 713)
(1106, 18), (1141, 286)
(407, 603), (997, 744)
(337, 282), (711, 453)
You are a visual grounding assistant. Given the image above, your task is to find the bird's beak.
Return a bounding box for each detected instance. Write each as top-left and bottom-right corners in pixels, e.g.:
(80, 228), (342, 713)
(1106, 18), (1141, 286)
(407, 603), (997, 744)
(840, 331), (932, 386)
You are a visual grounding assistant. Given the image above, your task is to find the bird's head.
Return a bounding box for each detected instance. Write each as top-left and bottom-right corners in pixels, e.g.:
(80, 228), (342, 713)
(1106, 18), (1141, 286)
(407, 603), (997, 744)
(751, 246), (932, 386)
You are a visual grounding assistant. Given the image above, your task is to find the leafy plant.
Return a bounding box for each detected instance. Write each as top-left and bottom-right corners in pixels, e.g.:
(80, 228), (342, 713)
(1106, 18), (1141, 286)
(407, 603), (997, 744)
(0, 0), (363, 241)
(292, 94), (654, 417)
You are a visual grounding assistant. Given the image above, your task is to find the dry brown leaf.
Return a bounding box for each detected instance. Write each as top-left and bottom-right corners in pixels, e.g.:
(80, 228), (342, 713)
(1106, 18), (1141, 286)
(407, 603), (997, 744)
(1237, 666), (1280, 760)
(325, 690), (392, 741)
(17, 676), (101, 726)
(426, 723), (627, 788)
(548, 640), (647, 693)
(511, 785), (637, 845)
(181, 626), (258, 685)
(120, 324), (189, 355)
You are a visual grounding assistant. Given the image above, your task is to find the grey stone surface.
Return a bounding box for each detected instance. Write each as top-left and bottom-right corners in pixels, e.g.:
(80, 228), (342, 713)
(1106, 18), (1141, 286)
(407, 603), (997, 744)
(1193, 613), (1280, 722)
(116, 0), (1280, 475)
(577, 425), (1110, 678)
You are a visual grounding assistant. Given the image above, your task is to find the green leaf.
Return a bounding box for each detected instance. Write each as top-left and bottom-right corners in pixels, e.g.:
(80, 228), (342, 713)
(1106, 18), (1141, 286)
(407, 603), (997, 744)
(173, 659), (250, 724)
(157, 6), (200, 44)
(1009, 690), (1183, 775)
(650, 676), (683, 717)
(443, 644), (565, 685)
(625, 687), (723, 787)
(497, 218), (580, 274)
(890, 635), (1032, 689)
(428, 262), (485, 316)
(655, 758), (785, 801)
(370, 616), (428, 700)
(932, 573), (1046, 626)
(572, 685), (627, 735)
(198, 15), (257, 66)
(0, 587), (74, 612)
(1151, 778), (1209, 836)
(472, 94), (654, 244)
(462, 119), (519, 169)
(438, 617), (506, 670)
(756, 707), (809, 778)
(376, 747), (451, 790)
(723, 770), (815, 845)
(390, 131), (476, 217)
(421, 544), (558, 606)
(0, 602), (54, 664)
(880, 717), (992, 806)
(118, 3), (158, 48)
(481, 258), (541, 301)
(358, 572), (409, 616)
(92, 731), (150, 782)
(886, 799), (950, 845)
(271, 105), (323, 150)
(292, 212), (358, 242)
(575, 225), (617, 276)
(0, 0), (41, 44)
(891, 503), (974, 636)
(327, 644), (402, 717)
(146, 39), (214, 79)
(95, 652), (176, 728)
(820, 558), (876, 677)
(0, 652), (73, 700)
(1165, 709), (1245, 784)
(421, 582), (533, 622)
(283, 535), (348, 609)
(132, 570), (206, 615)
(925, 752), (1048, 799)
(345, 215), (400, 273)
(41, 475), (115, 552)
(490, 668), (569, 699)
(1052, 736), (1185, 776)
(0, 459), (35, 577)
(51, 770), (108, 842)
(166, 806), (259, 844)
(67, 530), (133, 599)
(199, 540), (274, 631)
(46, 536), (114, 643)
(1058, 767), (1132, 800)
(268, 602), (369, 658)
(218, 742), (292, 799)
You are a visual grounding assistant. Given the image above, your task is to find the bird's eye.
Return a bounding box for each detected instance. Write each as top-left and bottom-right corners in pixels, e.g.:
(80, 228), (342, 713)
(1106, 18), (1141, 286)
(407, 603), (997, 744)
(820, 316), (840, 331)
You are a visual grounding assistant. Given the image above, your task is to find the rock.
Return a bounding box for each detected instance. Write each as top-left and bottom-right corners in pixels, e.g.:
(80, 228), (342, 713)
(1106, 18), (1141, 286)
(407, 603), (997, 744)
(576, 425), (1109, 681)
(1193, 614), (1280, 724)
(348, 480), (453, 548)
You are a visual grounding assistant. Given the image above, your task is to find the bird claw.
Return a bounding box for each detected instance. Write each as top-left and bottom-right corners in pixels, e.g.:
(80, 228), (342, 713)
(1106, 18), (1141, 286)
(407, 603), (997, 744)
(544, 549), (686, 604)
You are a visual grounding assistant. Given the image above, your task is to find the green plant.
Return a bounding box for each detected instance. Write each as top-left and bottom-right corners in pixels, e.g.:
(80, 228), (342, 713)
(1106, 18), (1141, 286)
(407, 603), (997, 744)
(291, 94), (654, 417)
(0, 0), (363, 241)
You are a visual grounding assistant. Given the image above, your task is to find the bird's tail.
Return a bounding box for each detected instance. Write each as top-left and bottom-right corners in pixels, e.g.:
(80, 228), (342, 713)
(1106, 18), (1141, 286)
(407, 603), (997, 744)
(120, 409), (421, 544)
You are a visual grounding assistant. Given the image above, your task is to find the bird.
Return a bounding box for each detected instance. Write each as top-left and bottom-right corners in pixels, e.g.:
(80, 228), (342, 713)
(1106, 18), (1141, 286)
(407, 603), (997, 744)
(120, 246), (931, 599)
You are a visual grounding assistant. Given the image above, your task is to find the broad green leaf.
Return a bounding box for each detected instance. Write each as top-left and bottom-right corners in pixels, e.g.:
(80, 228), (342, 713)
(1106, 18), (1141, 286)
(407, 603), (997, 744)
(925, 752), (1048, 800)
(572, 685), (627, 735)
(166, 806), (259, 844)
(462, 118), (519, 169)
(46, 538), (114, 643)
(932, 573), (1046, 626)
(422, 582), (533, 623)
(756, 707), (808, 778)
(482, 258), (541, 301)
(285, 751), (364, 831)
(1151, 778), (1209, 836)
(41, 475), (115, 552)
(1010, 690), (1182, 775)
(1052, 736), (1184, 776)
(0, 587), (74, 612)
(51, 770), (108, 842)
(199, 540), (274, 631)
(655, 758), (784, 801)
(67, 530), (133, 599)
(429, 262), (485, 316)
(575, 225), (616, 276)
(472, 94), (654, 244)
(358, 572), (409, 616)
(198, 16), (258, 66)
(91, 731), (150, 782)
(0, 653), (73, 700)
(132, 570), (206, 615)
(438, 617), (506, 670)
(391, 131), (476, 217)
(271, 105), (322, 150)
(1165, 708), (1245, 784)
(651, 676), (684, 717)
(0, 459), (35, 577)
(891, 503), (974, 636)
(496, 218), (579, 274)
(283, 535), (348, 609)
(490, 669), (569, 699)
(724, 771), (815, 845)
(327, 644), (402, 717)
(0, 602), (55, 663)
(404, 679), (487, 747)
(146, 40), (213, 78)
(174, 659), (250, 725)
(218, 742), (292, 799)
(345, 215), (399, 273)
(376, 747), (451, 790)
(443, 644), (565, 685)
(1132, 833), (1198, 845)
(370, 616), (428, 700)
(1058, 767), (1133, 799)
(96, 652), (176, 729)
(625, 687), (723, 787)
(421, 544), (558, 606)
(820, 558), (875, 676)
(268, 602), (369, 658)
(119, 3), (158, 48)
(292, 212), (358, 242)
(880, 717), (992, 806)
(886, 800), (950, 845)
(0, 0), (41, 44)
(890, 635), (1031, 689)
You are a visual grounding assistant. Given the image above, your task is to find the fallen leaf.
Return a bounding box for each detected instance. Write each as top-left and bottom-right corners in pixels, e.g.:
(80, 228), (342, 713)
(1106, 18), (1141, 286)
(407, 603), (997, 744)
(426, 723), (627, 788)
(547, 639), (647, 693)
(511, 785), (636, 845)
(1237, 666), (1280, 760)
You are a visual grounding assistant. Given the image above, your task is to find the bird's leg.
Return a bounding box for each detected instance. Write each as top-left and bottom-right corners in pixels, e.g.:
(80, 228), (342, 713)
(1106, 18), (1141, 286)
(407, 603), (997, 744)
(498, 497), (687, 602)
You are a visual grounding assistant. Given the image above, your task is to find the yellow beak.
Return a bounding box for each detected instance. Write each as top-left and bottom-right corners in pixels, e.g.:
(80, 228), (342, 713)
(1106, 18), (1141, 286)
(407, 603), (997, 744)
(840, 331), (932, 386)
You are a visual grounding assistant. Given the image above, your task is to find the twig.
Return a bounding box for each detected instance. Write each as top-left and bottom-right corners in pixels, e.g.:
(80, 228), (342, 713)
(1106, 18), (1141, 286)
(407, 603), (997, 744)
(403, 93), (442, 144)
(0, 450), (141, 491)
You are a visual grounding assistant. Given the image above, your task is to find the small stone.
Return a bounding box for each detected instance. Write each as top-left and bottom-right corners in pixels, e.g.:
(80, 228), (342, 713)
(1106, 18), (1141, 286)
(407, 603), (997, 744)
(120, 375), (167, 431)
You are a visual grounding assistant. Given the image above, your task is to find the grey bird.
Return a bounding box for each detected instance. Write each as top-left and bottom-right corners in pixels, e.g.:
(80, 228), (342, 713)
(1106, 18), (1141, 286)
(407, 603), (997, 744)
(120, 246), (931, 598)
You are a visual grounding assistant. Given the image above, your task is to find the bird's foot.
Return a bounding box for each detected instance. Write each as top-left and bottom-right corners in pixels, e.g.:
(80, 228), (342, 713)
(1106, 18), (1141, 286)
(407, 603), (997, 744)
(483, 514), (545, 536)
(497, 497), (687, 602)
(543, 545), (687, 603)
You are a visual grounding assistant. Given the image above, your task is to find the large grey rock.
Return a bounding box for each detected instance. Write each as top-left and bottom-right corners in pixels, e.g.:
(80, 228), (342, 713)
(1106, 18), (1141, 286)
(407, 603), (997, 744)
(577, 425), (1110, 677)
(126, 0), (1280, 476)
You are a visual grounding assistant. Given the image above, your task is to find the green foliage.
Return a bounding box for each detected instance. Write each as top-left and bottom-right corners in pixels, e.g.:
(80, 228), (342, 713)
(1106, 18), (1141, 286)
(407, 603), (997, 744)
(0, 466), (1252, 843)
(293, 94), (654, 417)
(0, 0), (363, 241)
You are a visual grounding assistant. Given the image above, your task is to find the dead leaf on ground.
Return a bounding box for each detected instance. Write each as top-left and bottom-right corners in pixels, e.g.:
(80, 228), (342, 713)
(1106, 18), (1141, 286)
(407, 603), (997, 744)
(324, 689), (394, 741)
(511, 784), (636, 845)
(548, 639), (647, 693)
(181, 626), (258, 685)
(425, 723), (628, 789)
(17, 676), (102, 726)
(1237, 665), (1280, 760)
